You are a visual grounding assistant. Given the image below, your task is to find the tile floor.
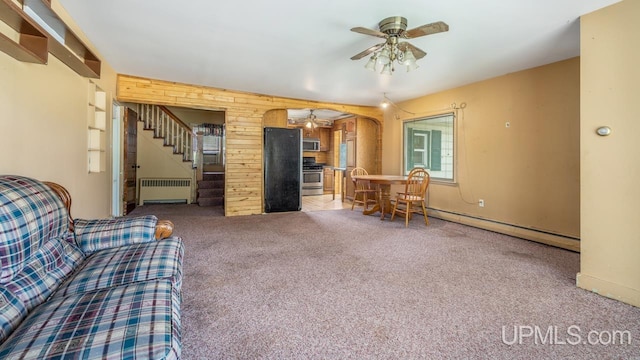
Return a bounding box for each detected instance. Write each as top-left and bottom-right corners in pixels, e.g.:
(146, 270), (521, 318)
(302, 194), (352, 212)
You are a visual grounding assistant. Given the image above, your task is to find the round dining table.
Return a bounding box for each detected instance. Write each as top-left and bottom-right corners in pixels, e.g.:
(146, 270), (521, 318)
(351, 174), (409, 219)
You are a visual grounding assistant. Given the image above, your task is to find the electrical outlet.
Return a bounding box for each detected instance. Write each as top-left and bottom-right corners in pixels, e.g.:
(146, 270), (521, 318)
(479, 199), (485, 207)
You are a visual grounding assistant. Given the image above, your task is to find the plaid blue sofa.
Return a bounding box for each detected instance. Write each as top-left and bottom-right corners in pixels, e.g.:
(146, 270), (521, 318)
(0, 175), (184, 359)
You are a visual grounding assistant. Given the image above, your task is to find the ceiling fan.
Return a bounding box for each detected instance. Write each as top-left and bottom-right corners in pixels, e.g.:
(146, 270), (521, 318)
(288, 110), (332, 129)
(350, 16), (449, 74)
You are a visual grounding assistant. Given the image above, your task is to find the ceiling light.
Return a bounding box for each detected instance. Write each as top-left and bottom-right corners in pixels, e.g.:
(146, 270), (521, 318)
(364, 56), (377, 71)
(377, 47), (391, 66)
(380, 93), (390, 109)
(402, 48), (419, 72)
(351, 17), (449, 76)
(379, 93), (416, 115)
(304, 110), (318, 129)
(380, 63), (393, 75)
(361, 38), (424, 75)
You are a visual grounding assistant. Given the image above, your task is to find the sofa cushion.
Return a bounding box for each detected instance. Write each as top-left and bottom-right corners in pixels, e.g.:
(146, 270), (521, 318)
(0, 287), (28, 344)
(0, 176), (69, 284)
(54, 237), (184, 298)
(0, 280), (181, 360)
(73, 215), (158, 254)
(3, 237), (85, 312)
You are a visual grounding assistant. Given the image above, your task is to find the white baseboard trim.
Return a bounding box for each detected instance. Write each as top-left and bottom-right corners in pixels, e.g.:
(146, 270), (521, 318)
(427, 208), (580, 252)
(577, 272), (640, 308)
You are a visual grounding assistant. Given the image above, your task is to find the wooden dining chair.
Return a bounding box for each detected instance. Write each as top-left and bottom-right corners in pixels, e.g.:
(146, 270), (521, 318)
(390, 168), (430, 227)
(350, 167), (378, 211)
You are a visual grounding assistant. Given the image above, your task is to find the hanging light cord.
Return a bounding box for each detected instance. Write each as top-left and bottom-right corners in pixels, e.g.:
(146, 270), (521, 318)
(381, 93), (416, 115)
(384, 98), (477, 205)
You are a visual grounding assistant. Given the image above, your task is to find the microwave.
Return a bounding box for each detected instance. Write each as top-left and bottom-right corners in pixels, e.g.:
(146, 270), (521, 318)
(303, 138), (320, 152)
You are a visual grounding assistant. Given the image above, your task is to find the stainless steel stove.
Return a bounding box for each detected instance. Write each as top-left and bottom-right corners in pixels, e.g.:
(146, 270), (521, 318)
(302, 157), (324, 196)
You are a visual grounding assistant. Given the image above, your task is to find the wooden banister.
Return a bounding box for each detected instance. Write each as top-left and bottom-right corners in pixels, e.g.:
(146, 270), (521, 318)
(158, 105), (192, 132)
(136, 103), (195, 163)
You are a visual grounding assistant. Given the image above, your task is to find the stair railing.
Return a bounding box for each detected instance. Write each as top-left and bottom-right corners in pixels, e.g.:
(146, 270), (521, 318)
(136, 104), (194, 163)
(195, 131), (204, 181)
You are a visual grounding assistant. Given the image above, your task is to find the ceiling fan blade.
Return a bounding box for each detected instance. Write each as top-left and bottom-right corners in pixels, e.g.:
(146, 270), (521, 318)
(404, 21), (449, 38)
(350, 26), (387, 39)
(401, 43), (427, 60)
(350, 42), (385, 60)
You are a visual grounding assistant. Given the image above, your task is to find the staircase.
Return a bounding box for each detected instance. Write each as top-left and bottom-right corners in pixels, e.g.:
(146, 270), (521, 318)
(136, 104), (225, 207)
(197, 172), (225, 206)
(136, 104), (194, 163)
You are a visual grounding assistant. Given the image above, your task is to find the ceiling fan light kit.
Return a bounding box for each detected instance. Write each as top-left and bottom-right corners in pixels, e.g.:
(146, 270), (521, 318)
(350, 16), (448, 75)
(305, 110), (318, 129)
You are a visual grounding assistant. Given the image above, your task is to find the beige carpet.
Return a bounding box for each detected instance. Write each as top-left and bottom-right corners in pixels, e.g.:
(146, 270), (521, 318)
(129, 204), (640, 359)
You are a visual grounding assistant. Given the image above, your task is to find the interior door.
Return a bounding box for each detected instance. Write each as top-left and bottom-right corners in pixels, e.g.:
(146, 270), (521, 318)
(123, 108), (138, 214)
(111, 104), (122, 217)
(345, 137), (356, 200)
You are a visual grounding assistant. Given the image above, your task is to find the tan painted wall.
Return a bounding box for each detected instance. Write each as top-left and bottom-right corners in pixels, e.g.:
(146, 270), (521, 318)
(577, 0), (640, 308)
(136, 121), (195, 200)
(167, 106), (225, 125)
(383, 58), (581, 249)
(117, 75), (383, 216)
(0, 0), (117, 219)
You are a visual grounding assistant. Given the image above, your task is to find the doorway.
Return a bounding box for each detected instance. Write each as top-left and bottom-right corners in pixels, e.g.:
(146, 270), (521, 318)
(111, 103), (122, 217)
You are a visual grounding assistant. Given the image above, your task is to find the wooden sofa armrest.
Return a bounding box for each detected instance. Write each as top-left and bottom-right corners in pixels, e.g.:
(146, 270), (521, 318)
(45, 181), (174, 239)
(44, 181), (74, 232)
(155, 220), (175, 239)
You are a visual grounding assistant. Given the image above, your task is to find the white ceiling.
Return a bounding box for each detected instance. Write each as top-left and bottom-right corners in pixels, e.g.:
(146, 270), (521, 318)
(58, 0), (619, 107)
(287, 109), (352, 121)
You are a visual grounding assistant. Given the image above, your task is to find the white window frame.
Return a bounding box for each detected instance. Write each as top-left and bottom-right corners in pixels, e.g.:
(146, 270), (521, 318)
(403, 112), (455, 182)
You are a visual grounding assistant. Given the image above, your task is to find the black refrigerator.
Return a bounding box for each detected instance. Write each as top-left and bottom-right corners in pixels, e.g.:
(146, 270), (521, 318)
(264, 127), (302, 212)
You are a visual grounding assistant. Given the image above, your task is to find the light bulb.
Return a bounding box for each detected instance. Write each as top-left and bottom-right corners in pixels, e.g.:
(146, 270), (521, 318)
(381, 63), (392, 75)
(364, 55), (377, 71)
(402, 48), (416, 66)
(377, 47), (391, 66)
(406, 62), (419, 72)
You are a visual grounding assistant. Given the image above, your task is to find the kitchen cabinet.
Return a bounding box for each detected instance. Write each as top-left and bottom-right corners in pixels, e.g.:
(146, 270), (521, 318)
(334, 116), (379, 202)
(300, 126), (331, 151)
(302, 127), (319, 139)
(319, 128), (331, 151)
(323, 167), (334, 193)
(345, 117), (356, 138)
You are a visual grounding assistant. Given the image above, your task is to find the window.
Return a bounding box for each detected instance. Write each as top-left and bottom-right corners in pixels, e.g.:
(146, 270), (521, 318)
(403, 113), (454, 181)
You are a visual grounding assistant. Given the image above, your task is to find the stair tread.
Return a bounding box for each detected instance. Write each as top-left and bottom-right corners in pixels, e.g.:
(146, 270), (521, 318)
(198, 198), (224, 207)
(198, 189), (223, 196)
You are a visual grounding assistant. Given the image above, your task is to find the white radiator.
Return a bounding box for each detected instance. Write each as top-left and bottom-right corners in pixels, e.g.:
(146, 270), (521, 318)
(139, 178), (192, 205)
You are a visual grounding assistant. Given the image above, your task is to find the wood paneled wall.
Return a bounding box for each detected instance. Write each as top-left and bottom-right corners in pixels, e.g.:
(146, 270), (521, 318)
(356, 117), (381, 174)
(117, 75), (383, 216)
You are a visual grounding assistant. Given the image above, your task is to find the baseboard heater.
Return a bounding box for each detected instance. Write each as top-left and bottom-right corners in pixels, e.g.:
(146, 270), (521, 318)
(139, 178), (192, 205)
(427, 207), (580, 252)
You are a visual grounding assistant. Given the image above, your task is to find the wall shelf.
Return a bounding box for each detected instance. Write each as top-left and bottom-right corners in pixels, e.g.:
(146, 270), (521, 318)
(21, 0), (100, 78)
(0, 0), (48, 64)
(88, 81), (106, 173)
(0, 0), (101, 78)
